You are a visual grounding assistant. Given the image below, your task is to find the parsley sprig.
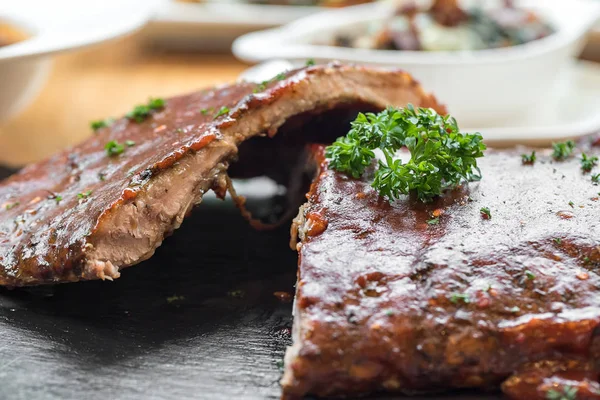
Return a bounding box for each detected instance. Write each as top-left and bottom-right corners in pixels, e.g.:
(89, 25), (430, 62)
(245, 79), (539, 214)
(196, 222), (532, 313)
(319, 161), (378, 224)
(546, 386), (578, 400)
(521, 151), (536, 165)
(325, 105), (486, 202)
(126, 98), (165, 123)
(580, 153), (598, 172)
(552, 140), (575, 161)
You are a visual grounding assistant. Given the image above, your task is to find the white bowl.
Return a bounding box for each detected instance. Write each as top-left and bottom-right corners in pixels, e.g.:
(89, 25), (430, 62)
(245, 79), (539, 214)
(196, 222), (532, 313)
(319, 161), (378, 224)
(233, 0), (600, 126)
(0, 0), (163, 122)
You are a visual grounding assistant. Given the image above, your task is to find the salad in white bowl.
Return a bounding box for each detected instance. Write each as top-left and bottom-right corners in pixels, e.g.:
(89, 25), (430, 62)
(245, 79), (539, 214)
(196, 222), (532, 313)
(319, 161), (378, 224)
(233, 0), (600, 125)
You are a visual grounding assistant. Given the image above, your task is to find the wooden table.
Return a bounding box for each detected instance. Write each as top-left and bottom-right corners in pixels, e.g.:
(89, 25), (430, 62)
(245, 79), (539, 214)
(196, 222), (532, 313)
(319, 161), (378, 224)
(0, 34), (248, 166)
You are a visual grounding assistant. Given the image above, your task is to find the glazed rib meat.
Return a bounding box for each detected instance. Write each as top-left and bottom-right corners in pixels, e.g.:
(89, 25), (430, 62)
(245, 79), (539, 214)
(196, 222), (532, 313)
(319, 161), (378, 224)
(0, 63), (442, 286)
(283, 143), (600, 399)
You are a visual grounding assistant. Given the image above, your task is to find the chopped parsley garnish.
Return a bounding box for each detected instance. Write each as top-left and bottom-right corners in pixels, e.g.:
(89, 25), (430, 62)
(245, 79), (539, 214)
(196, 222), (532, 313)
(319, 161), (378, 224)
(105, 140), (125, 157)
(213, 106), (230, 119)
(253, 81), (269, 93)
(546, 386), (578, 400)
(525, 270), (535, 280)
(98, 172), (106, 181)
(449, 293), (470, 304)
(227, 289), (245, 298)
(54, 195), (63, 204)
(552, 140), (576, 161)
(592, 173), (600, 184)
(166, 295), (185, 304)
(580, 153), (598, 172)
(480, 207), (491, 219)
(77, 190), (92, 199)
(427, 217), (440, 225)
(90, 118), (114, 131)
(325, 105), (485, 202)
(521, 151), (536, 165)
(126, 97), (165, 123)
(125, 140), (135, 147)
(568, 201), (574, 208)
(200, 108), (210, 115)
(306, 58), (315, 66)
(252, 70), (289, 93)
(553, 238), (562, 245)
(4, 202), (19, 210)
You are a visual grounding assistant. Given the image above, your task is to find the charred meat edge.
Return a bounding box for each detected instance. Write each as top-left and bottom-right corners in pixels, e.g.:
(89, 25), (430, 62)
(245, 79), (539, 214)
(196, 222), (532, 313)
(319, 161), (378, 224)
(63, 65), (443, 286)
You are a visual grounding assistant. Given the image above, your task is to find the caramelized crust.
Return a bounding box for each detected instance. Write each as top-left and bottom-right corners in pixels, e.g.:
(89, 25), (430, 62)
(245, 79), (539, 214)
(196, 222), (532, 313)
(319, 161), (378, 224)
(283, 141), (600, 400)
(0, 63), (443, 286)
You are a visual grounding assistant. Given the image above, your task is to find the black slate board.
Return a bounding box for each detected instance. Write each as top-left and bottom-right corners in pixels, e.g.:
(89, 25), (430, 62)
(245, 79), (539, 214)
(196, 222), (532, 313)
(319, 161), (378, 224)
(0, 166), (498, 400)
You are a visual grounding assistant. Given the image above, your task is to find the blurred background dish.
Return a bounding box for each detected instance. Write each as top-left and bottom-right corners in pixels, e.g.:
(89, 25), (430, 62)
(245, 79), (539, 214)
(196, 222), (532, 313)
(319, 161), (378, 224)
(328, 0), (554, 51)
(146, 0), (379, 50)
(233, 0), (600, 126)
(0, 0), (163, 122)
(240, 58), (600, 145)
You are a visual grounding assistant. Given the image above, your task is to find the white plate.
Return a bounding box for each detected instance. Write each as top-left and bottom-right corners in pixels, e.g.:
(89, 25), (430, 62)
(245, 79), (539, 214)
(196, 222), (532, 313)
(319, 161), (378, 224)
(154, 1), (322, 27)
(147, 0), (343, 50)
(0, 0), (162, 121)
(233, 0), (600, 126)
(0, 0), (163, 63)
(240, 59), (600, 145)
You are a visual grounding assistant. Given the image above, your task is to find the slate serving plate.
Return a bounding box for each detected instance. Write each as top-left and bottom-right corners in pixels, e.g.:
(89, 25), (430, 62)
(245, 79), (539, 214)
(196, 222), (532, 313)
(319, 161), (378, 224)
(0, 166), (498, 400)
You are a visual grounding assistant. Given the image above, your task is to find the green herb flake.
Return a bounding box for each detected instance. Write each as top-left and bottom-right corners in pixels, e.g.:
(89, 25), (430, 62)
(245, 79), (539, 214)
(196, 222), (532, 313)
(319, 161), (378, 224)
(480, 207), (491, 220)
(126, 97), (165, 123)
(568, 201), (574, 208)
(125, 140), (135, 147)
(253, 81), (269, 93)
(427, 217), (440, 225)
(213, 106), (230, 119)
(592, 173), (600, 184)
(200, 108), (210, 115)
(98, 172), (106, 182)
(521, 151), (536, 165)
(227, 289), (245, 298)
(552, 140), (576, 161)
(54, 195), (63, 204)
(148, 97), (165, 109)
(449, 293), (470, 304)
(553, 238), (562, 245)
(90, 118), (115, 132)
(580, 153), (599, 172)
(325, 105), (485, 202)
(4, 202), (19, 210)
(525, 270), (535, 280)
(546, 385), (578, 400)
(77, 190), (92, 199)
(306, 58), (315, 66)
(384, 309), (394, 317)
(276, 360), (284, 372)
(166, 295), (185, 304)
(105, 140), (125, 157)
(275, 72), (286, 81)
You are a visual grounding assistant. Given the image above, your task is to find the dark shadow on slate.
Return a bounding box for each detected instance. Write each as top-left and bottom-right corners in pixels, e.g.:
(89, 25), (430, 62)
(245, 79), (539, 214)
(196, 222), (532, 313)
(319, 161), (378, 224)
(0, 166), (500, 400)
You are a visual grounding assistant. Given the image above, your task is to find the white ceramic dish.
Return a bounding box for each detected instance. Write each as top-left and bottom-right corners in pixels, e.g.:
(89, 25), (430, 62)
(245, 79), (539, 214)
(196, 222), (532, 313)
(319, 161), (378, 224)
(240, 59), (600, 146)
(146, 0), (330, 51)
(233, 0), (600, 127)
(0, 0), (163, 122)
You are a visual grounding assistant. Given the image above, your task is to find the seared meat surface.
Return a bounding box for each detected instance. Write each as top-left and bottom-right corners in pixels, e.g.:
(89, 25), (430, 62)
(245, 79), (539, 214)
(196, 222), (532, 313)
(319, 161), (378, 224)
(0, 63), (442, 286)
(283, 143), (600, 399)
